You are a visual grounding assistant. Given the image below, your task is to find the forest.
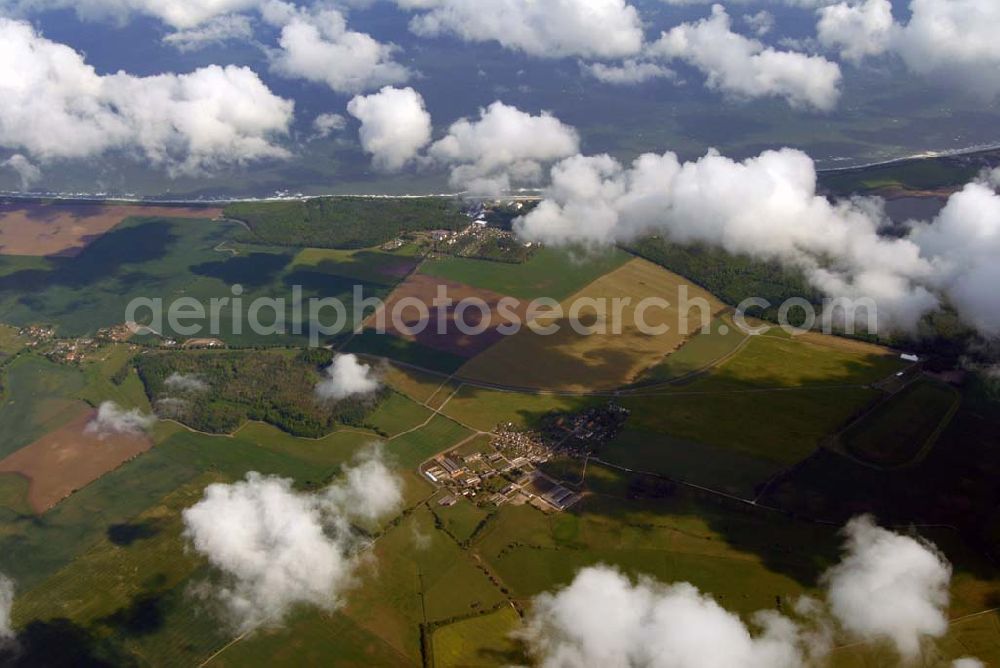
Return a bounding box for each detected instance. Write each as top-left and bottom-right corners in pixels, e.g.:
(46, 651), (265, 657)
(135, 349), (385, 437)
(224, 197), (468, 249)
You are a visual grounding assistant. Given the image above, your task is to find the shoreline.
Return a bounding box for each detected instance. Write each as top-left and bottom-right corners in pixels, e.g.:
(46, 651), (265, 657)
(2, 143), (998, 207)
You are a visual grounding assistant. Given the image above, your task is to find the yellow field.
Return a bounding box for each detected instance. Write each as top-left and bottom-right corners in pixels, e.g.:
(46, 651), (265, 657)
(432, 606), (523, 667)
(457, 258), (727, 391)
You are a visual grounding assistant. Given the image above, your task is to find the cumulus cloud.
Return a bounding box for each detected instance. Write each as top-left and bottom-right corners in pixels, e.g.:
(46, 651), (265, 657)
(428, 102), (580, 195)
(10, 0), (262, 29)
(346, 86), (432, 172)
(816, 0), (894, 64)
(182, 447), (402, 632)
(312, 113), (347, 139)
(0, 575), (13, 642)
(267, 3), (411, 94)
(1, 154), (41, 190)
(744, 10), (776, 37)
(315, 354), (382, 401)
(164, 372), (209, 393)
(523, 567), (826, 668)
(583, 60), (676, 86)
(86, 401), (156, 436)
(395, 0), (645, 59)
(524, 516), (962, 667)
(0, 19), (293, 175)
(824, 516), (951, 659)
(908, 178), (1000, 337)
(514, 145), (1000, 337)
(648, 5), (842, 110)
(818, 0), (1000, 97)
(515, 148), (940, 333)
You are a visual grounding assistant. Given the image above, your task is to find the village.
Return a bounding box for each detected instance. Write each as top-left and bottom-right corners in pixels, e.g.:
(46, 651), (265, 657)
(422, 402), (631, 513)
(383, 199), (539, 263)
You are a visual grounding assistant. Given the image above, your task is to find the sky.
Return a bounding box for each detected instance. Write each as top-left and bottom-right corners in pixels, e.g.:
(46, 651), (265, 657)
(0, 0), (999, 198)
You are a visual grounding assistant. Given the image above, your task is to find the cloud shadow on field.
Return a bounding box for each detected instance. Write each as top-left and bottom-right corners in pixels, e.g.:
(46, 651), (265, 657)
(0, 618), (124, 667)
(191, 252), (294, 289)
(99, 592), (167, 637)
(107, 520), (162, 547)
(0, 221), (175, 294)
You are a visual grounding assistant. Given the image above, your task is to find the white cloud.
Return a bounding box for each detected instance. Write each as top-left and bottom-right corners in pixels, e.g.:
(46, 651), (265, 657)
(0, 19), (294, 175)
(162, 13), (256, 52)
(523, 567), (824, 668)
(320, 447), (403, 522)
(164, 372), (209, 393)
(893, 0), (1000, 97)
(86, 401), (156, 436)
(648, 5), (842, 111)
(428, 102), (580, 195)
(583, 60), (676, 85)
(395, 0), (645, 59)
(2, 154), (41, 190)
(11, 0), (262, 29)
(315, 354), (382, 401)
(818, 0), (1000, 97)
(908, 178), (1000, 337)
(268, 4), (411, 94)
(952, 659), (986, 668)
(312, 113), (347, 139)
(515, 148), (939, 333)
(346, 86), (432, 172)
(0, 574), (13, 642)
(823, 516), (951, 660)
(182, 446), (402, 632)
(744, 10), (775, 36)
(515, 146), (1000, 337)
(524, 516), (958, 667)
(816, 0), (893, 63)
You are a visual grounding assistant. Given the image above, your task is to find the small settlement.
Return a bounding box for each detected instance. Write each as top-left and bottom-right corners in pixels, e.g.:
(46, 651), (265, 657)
(422, 402), (630, 513)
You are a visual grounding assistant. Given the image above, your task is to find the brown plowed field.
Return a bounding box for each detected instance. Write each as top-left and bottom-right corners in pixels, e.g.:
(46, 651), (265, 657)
(0, 406), (153, 513)
(0, 202), (222, 257)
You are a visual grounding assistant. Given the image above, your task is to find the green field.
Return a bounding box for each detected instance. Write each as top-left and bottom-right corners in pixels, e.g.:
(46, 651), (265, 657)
(386, 415), (474, 468)
(473, 471), (840, 611)
(419, 247), (631, 301)
(382, 363), (450, 404)
(0, 324), (25, 358)
(0, 473), (31, 515)
(432, 606), (523, 667)
(684, 333), (903, 391)
(291, 247), (419, 287)
(842, 377), (960, 467)
(441, 385), (598, 432)
(431, 496), (493, 545)
(344, 331), (467, 374)
(620, 386), (880, 465)
(0, 217), (395, 343)
(0, 355), (87, 460)
(342, 505), (508, 664)
(211, 609), (409, 667)
(599, 428), (785, 497)
(367, 391), (434, 437)
(632, 314), (747, 385)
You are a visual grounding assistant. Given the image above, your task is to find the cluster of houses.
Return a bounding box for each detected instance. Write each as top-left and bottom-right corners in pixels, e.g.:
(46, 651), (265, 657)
(19, 324), (126, 365)
(422, 425), (570, 510)
(543, 403), (632, 452)
(423, 402), (634, 513)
